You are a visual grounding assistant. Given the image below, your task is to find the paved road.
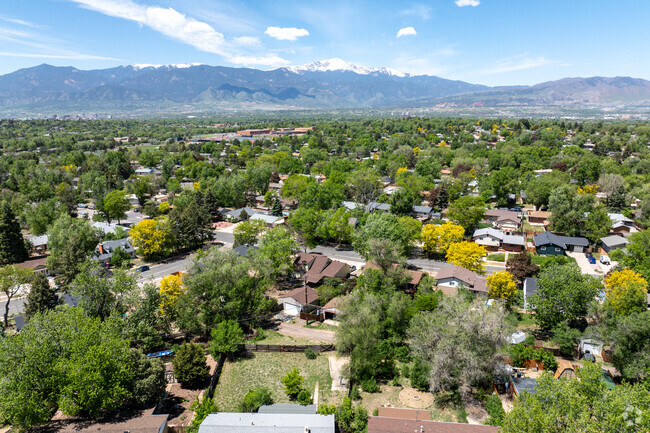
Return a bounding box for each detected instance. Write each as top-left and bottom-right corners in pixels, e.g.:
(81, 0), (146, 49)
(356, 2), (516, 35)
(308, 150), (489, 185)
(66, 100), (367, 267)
(136, 255), (195, 283)
(213, 231), (235, 245)
(0, 297), (26, 319)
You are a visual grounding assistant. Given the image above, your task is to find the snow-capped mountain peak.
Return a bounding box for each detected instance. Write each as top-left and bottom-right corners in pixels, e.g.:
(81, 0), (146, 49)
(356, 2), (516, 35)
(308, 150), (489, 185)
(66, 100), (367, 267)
(128, 63), (204, 71)
(282, 58), (407, 77)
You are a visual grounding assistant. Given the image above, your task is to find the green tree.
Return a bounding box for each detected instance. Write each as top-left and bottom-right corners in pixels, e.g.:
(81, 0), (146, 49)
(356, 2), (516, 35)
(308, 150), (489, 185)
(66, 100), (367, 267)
(531, 264), (602, 330)
(281, 367), (304, 398)
(0, 265), (32, 329)
(389, 188), (417, 215)
(584, 205), (612, 244)
(209, 320), (245, 359)
(25, 272), (60, 319)
(47, 215), (101, 284)
(288, 207), (324, 250)
(122, 284), (171, 351)
(133, 177), (152, 206)
(321, 207), (353, 246)
(109, 245), (132, 268)
(408, 296), (512, 396)
(609, 310), (650, 381)
(170, 199), (213, 249)
(172, 342), (208, 388)
(101, 190), (131, 224)
(24, 198), (66, 236)
(501, 362), (650, 433)
(71, 262), (137, 320)
(177, 248), (273, 334)
(447, 196), (486, 233)
(0, 201), (28, 265)
(610, 230), (650, 281)
(253, 226), (300, 280)
(271, 197), (283, 217)
(336, 397), (368, 433)
(548, 185), (595, 236)
(354, 212), (420, 257)
(233, 219), (266, 247)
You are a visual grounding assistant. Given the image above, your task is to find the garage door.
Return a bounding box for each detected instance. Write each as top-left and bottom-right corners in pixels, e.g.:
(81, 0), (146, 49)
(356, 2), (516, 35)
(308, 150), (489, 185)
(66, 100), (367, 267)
(284, 303), (301, 316)
(573, 246), (583, 253)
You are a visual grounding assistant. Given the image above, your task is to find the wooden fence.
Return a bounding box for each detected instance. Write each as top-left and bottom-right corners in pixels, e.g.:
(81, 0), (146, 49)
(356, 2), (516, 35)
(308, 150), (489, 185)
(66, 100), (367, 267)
(242, 343), (335, 353)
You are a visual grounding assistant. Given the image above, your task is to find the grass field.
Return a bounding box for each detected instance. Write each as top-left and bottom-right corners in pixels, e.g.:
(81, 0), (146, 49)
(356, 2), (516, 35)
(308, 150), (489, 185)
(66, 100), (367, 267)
(213, 351), (337, 411)
(487, 253), (506, 262)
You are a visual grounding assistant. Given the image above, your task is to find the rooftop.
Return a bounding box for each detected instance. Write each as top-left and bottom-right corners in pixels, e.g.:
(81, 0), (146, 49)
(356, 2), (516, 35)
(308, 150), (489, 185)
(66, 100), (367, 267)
(198, 413), (335, 433)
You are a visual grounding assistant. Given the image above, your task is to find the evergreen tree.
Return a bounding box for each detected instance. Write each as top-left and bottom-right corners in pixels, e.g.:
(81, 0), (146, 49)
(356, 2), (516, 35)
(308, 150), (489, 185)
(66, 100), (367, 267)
(25, 273), (60, 319)
(271, 198), (283, 217)
(607, 185), (626, 212)
(0, 201), (28, 265)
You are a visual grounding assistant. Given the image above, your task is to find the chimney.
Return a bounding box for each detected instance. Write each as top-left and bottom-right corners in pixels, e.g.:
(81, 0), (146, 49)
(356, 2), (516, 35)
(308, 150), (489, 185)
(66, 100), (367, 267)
(98, 244), (105, 254)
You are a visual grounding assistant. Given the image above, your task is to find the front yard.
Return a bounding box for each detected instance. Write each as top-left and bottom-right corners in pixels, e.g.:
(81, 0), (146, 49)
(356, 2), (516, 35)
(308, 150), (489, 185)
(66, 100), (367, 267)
(213, 351), (338, 411)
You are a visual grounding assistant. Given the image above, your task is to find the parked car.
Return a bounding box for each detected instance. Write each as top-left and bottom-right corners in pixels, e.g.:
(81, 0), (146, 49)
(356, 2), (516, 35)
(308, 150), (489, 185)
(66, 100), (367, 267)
(135, 265), (150, 273)
(600, 255), (611, 265)
(585, 251), (593, 258)
(588, 256), (596, 264)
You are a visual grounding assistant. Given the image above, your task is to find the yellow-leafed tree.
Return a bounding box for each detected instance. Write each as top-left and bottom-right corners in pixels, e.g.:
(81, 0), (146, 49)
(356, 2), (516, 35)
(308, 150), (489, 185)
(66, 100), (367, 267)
(160, 274), (184, 316)
(487, 270), (518, 306)
(603, 269), (648, 315)
(422, 222), (465, 255)
(446, 241), (487, 274)
(129, 217), (174, 260)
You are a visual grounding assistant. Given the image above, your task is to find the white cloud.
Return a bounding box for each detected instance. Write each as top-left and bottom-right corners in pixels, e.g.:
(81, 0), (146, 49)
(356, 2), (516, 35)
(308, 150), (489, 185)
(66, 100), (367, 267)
(455, 0), (480, 7)
(396, 26), (417, 38)
(0, 15), (40, 28)
(264, 26), (309, 41)
(402, 4), (432, 20)
(229, 54), (290, 67)
(71, 0), (229, 55)
(233, 36), (261, 47)
(0, 51), (121, 60)
(483, 54), (566, 74)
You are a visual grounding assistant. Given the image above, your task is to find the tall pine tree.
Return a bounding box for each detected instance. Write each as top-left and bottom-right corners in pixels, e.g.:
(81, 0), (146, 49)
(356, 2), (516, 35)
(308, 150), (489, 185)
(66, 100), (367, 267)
(25, 273), (60, 319)
(0, 201), (28, 265)
(271, 198), (283, 217)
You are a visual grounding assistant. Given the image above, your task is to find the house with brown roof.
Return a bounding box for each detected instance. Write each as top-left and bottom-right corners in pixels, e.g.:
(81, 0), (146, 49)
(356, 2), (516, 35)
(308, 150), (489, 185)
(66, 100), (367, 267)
(367, 414), (499, 433)
(435, 265), (488, 297)
(527, 210), (551, 225)
(323, 297), (341, 320)
(294, 253), (350, 286)
(278, 286), (319, 316)
(15, 256), (49, 275)
(43, 407), (168, 433)
(484, 209), (521, 232)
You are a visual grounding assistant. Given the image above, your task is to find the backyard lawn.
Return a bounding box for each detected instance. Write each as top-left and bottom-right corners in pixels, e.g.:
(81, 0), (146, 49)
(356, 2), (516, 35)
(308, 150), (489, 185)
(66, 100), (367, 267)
(213, 351), (338, 411)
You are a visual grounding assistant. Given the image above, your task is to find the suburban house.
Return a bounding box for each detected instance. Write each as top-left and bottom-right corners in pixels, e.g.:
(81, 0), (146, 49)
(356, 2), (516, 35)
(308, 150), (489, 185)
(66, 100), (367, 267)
(15, 257), (49, 275)
(608, 213), (638, 235)
(484, 209), (521, 232)
(278, 286), (319, 316)
(268, 182), (283, 192)
(198, 413), (334, 433)
(249, 213), (284, 227)
(42, 408), (168, 433)
(600, 235), (629, 253)
(472, 227), (525, 252)
(523, 277), (538, 311)
(223, 207), (257, 221)
(92, 221), (126, 236)
(435, 265), (488, 297)
(322, 297), (341, 320)
(294, 253), (350, 286)
(528, 210), (552, 225)
(342, 201), (364, 212)
(412, 205), (434, 219)
(367, 407), (498, 433)
(533, 232), (589, 255)
(363, 262), (425, 293)
(27, 234), (48, 254)
(93, 238), (136, 264)
(233, 244), (259, 257)
(366, 201), (391, 212)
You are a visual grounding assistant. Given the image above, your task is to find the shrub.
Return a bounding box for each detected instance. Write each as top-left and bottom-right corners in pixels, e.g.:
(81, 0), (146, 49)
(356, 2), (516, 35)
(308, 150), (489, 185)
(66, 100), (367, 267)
(172, 342), (208, 388)
(350, 385), (361, 400)
(394, 346), (411, 363)
(509, 345), (558, 371)
(372, 408), (379, 416)
(186, 395), (217, 433)
(391, 377), (401, 387)
(209, 320), (245, 359)
(360, 378), (380, 393)
(317, 404), (337, 415)
(552, 324), (582, 358)
(281, 367), (304, 398)
(409, 359), (430, 392)
(297, 389), (313, 406)
(304, 348), (317, 359)
(484, 393), (505, 426)
(240, 387), (273, 412)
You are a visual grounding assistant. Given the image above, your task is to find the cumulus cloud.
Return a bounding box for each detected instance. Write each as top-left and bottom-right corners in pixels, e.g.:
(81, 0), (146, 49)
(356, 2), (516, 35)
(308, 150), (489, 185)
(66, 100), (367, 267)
(455, 0), (480, 6)
(396, 26), (417, 38)
(402, 4), (432, 20)
(264, 26), (309, 41)
(70, 0), (290, 66)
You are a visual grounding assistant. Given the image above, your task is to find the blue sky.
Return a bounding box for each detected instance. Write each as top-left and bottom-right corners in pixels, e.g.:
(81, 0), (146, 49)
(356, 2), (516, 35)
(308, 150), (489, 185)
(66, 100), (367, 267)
(0, 0), (648, 86)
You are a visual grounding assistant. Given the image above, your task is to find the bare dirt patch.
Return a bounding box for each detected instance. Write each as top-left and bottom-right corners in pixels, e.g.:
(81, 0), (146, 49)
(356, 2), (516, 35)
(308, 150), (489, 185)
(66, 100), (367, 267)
(399, 387), (435, 409)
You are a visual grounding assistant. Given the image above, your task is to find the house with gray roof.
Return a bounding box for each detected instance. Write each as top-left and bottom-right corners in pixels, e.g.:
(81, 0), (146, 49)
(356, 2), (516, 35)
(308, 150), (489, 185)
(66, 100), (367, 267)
(533, 232), (589, 255)
(366, 201), (390, 212)
(412, 205), (433, 219)
(249, 213), (284, 226)
(93, 238), (136, 264)
(473, 227), (525, 252)
(198, 413), (335, 433)
(600, 235), (629, 253)
(224, 207), (257, 221)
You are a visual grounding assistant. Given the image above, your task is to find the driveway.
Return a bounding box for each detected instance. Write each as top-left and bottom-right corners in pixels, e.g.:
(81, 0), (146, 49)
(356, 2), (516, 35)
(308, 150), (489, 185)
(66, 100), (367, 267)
(566, 251), (603, 277)
(277, 321), (335, 343)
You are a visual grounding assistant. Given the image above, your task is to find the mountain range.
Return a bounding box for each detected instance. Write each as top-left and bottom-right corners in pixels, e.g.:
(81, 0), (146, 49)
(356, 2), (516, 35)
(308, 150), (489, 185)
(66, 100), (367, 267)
(0, 58), (649, 115)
